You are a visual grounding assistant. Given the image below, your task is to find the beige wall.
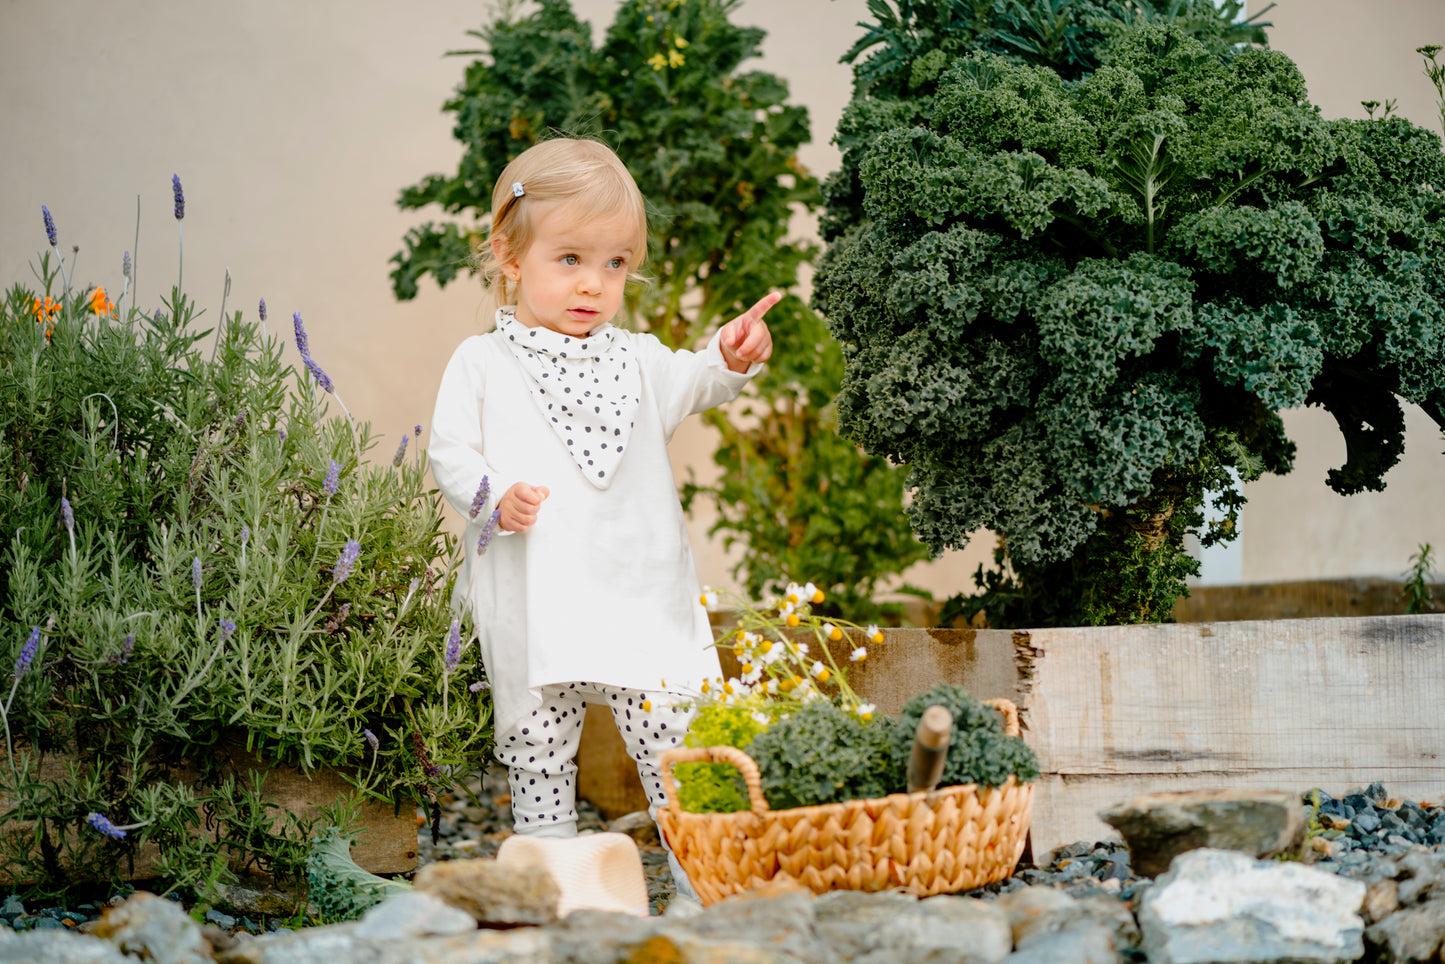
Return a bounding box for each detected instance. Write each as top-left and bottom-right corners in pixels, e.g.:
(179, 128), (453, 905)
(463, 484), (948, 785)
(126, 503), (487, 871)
(1, 0), (1441, 600)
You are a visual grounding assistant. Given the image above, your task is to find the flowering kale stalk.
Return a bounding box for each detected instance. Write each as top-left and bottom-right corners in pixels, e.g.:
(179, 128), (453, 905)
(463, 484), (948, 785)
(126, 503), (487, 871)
(392, 434), (409, 467)
(333, 540), (361, 584)
(477, 508), (500, 556)
(469, 477), (491, 519)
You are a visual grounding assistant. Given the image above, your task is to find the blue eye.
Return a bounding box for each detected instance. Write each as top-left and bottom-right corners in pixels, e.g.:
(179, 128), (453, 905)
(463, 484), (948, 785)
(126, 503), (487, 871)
(608, 258), (625, 269)
(562, 255), (579, 266)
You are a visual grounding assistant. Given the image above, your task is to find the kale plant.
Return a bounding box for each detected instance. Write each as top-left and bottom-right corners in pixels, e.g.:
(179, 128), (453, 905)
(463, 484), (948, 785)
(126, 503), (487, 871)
(885, 684), (1038, 790)
(815, 24), (1445, 625)
(745, 700), (896, 809)
(392, 0), (928, 618)
(0, 198), (490, 898)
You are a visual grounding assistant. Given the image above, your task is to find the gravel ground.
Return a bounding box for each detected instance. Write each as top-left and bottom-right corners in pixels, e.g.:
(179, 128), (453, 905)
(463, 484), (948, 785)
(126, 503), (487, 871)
(0, 778), (1438, 933)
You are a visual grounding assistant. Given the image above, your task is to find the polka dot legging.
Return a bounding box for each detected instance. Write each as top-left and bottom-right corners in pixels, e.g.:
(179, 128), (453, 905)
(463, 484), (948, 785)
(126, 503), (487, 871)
(495, 681), (693, 837)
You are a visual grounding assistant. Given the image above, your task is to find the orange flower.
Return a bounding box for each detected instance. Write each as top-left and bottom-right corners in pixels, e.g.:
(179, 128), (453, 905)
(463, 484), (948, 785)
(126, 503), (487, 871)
(88, 286), (116, 318)
(30, 296), (60, 342)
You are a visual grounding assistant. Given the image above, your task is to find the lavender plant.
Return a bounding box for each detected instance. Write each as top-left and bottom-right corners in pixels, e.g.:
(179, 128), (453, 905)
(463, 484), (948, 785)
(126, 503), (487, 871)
(0, 191), (491, 900)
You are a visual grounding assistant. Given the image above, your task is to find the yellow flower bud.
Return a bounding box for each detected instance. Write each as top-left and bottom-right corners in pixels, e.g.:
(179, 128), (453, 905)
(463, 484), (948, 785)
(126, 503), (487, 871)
(786, 614), (800, 628)
(812, 589), (825, 604)
(816, 668), (831, 683)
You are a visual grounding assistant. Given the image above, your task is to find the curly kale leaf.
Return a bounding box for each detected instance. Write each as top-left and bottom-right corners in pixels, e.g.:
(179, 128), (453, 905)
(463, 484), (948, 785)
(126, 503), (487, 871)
(887, 684), (1040, 790)
(745, 701), (896, 810)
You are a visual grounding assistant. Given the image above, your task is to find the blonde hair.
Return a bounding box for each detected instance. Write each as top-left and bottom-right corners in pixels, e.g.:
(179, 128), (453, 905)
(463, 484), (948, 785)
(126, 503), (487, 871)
(478, 138), (649, 312)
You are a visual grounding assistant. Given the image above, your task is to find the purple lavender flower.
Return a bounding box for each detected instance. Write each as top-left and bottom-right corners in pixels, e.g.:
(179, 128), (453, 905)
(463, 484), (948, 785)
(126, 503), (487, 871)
(60, 497), (74, 534)
(335, 602), (350, 623)
(468, 680), (489, 693)
(333, 540), (361, 584)
(87, 812), (126, 840)
(303, 355), (334, 394)
(258, 298), (267, 323)
(477, 508), (500, 556)
(123, 251), (131, 278)
(278, 426), (287, 444)
(392, 434), (408, 467)
(469, 477), (491, 519)
(111, 633), (134, 665)
(42, 206), (58, 248)
(292, 312), (310, 357)
(172, 174), (185, 220)
(192, 557), (203, 592)
(217, 619), (237, 644)
(414, 425), (422, 437)
(15, 627), (40, 679)
(153, 309), (163, 323)
(323, 459), (340, 497)
(240, 524), (250, 548)
(364, 729), (380, 752)
(444, 620), (462, 674)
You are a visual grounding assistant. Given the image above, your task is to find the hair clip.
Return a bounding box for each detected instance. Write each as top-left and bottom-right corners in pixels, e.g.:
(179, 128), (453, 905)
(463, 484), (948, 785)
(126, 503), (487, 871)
(512, 182), (526, 198)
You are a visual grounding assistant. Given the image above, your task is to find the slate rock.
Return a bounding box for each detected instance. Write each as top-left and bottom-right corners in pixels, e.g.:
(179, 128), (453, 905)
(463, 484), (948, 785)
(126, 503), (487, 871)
(1005, 920), (1121, 964)
(354, 892), (477, 940)
(413, 856), (560, 926)
(88, 891), (214, 964)
(0, 927), (134, 964)
(1137, 848), (1365, 964)
(677, 884), (825, 962)
(1099, 789), (1306, 878)
(1365, 899), (1445, 964)
(813, 890), (924, 959)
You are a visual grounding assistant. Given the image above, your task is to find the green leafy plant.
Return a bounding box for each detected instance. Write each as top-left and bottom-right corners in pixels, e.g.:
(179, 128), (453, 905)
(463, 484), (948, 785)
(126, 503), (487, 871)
(885, 683), (1039, 790)
(1420, 44), (1445, 137)
(1403, 543), (1438, 615)
(0, 194), (490, 899)
(816, 21), (1445, 626)
(392, 0), (927, 620)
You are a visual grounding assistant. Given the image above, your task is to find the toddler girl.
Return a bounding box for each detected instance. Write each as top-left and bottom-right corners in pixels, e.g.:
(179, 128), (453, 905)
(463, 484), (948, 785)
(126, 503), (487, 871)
(428, 138), (777, 892)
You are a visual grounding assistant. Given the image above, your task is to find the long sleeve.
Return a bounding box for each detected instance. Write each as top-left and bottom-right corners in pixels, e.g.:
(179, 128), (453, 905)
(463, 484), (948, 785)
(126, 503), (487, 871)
(632, 330), (763, 441)
(429, 337), (515, 524)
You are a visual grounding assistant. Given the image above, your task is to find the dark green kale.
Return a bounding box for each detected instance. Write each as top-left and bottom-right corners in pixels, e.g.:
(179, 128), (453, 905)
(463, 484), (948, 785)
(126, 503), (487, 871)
(887, 685), (1040, 790)
(745, 701), (896, 810)
(816, 23), (1445, 625)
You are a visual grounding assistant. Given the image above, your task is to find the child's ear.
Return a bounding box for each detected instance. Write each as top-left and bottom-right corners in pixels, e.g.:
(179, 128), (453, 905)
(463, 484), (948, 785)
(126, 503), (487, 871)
(491, 235), (518, 277)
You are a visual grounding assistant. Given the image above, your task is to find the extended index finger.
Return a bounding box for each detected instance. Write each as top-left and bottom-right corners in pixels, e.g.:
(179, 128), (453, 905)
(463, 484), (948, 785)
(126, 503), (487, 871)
(745, 291), (783, 323)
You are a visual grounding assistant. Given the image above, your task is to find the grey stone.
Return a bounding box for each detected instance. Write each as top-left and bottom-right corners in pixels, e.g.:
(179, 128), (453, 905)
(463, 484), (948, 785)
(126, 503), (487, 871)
(354, 892), (478, 939)
(813, 890), (922, 958)
(1099, 789), (1306, 878)
(0, 895), (23, 920)
(547, 907), (659, 961)
(678, 885), (824, 962)
(0, 928), (134, 964)
(1364, 900), (1445, 963)
(846, 896), (1012, 964)
(1138, 849), (1366, 964)
(1005, 921), (1121, 964)
(606, 810), (661, 847)
(216, 926), (558, 964)
(996, 888), (1136, 957)
(413, 856), (560, 926)
(88, 891), (214, 964)
(1395, 851), (1445, 906)
(208, 909), (239, 930)
(218, 880), (306, 918)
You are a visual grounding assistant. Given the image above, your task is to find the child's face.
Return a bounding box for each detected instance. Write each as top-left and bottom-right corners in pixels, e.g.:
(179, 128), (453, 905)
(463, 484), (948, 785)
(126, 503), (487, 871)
(503, 201), (636, 338)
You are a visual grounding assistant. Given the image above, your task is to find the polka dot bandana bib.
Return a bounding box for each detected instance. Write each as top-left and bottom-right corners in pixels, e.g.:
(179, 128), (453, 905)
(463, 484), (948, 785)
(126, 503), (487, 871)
(497, 308), (640, 489)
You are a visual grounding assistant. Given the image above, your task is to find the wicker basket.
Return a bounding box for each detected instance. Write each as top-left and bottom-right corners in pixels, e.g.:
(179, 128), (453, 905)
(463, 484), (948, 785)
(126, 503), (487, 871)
(657, 698), (1033, 906)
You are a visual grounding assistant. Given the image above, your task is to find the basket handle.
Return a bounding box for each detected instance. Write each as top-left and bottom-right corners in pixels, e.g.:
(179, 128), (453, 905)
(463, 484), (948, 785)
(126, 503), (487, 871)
(984, 697), (1021, 736)
(658, 745), (770, 818)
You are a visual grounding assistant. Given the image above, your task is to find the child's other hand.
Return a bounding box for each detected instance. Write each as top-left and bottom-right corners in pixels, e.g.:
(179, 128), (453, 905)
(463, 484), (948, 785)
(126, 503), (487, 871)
(499, 482), (549, 532)
(720, 292), (780, 373)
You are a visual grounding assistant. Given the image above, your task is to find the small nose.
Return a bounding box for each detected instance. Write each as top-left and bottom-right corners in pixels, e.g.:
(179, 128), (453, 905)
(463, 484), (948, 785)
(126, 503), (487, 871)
(577, 265), (602, 294)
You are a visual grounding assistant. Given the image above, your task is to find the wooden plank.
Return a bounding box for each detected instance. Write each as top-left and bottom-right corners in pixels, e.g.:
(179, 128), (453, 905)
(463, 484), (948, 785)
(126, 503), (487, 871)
(0, 744), (417, 884)
(1017, 614), (1445, 857)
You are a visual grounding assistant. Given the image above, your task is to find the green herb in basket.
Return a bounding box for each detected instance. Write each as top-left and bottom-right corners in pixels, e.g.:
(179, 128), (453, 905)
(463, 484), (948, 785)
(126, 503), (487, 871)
(886, 684), (1040, 791)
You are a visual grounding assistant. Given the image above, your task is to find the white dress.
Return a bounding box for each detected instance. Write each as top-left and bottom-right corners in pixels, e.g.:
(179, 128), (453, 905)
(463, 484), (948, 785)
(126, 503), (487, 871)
(428, 322), (759, 735)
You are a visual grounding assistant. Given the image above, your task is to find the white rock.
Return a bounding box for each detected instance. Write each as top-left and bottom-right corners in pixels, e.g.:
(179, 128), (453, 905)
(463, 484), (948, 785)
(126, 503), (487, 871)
(1139, 848), (1366, 963)
(355, 892), (478, 939)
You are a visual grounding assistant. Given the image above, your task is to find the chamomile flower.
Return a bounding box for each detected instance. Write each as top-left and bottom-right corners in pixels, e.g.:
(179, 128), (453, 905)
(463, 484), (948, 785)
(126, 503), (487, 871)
(866, 624), (884, 645)
(810, 660), (830, 683)
(804, 582), (823, 604)
(751, 710), (770, 727)
(699, 587), (718, 608)
(850, 646), (869, 662)
(824, 622), (843, 642)
(784, 583), (804, 606)
(854, 702), (876, 722)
